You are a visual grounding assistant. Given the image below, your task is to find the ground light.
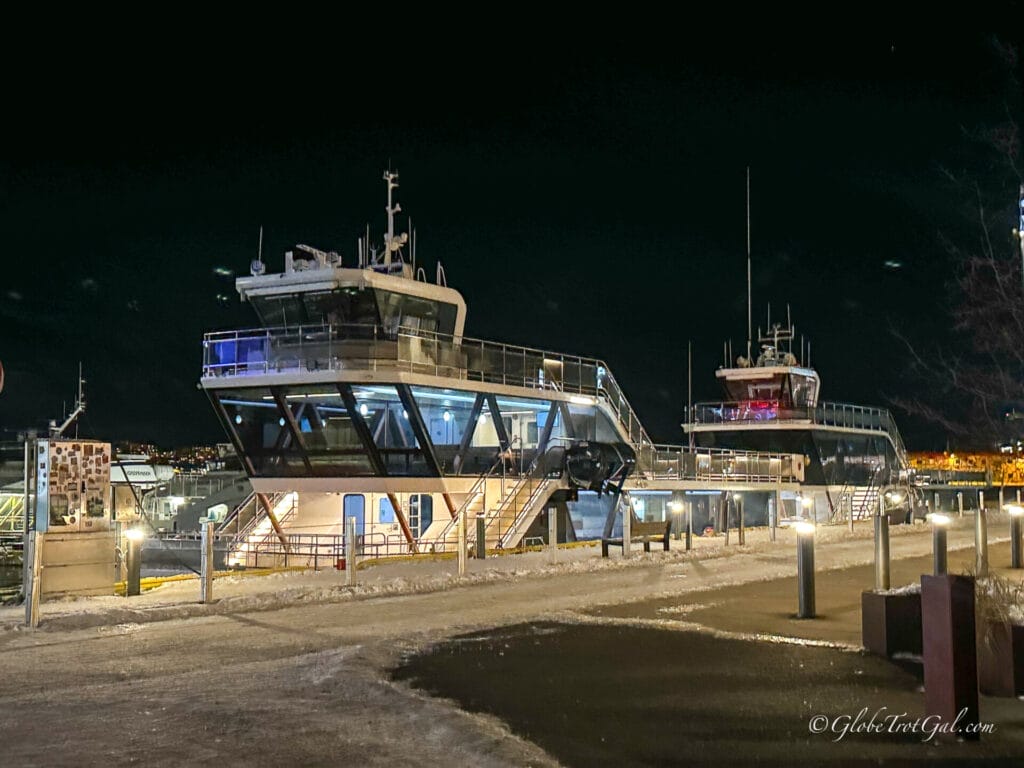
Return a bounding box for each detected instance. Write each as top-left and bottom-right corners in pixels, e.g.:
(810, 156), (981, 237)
(794, 521), (816, 618)
(124, 528), (145, 597)
(1004, 504), (1024, 569)
(928, 513), (951, 575)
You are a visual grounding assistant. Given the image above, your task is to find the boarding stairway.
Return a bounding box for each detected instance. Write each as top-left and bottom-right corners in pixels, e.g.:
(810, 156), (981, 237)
(428, 450), (564, 552)
(0, 493), (24, 539)
(224, 492), (297, 567)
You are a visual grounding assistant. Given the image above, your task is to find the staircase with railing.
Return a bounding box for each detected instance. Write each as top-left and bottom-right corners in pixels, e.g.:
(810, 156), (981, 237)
(0, 494), (24, 537)
(226, 492), (297, 567)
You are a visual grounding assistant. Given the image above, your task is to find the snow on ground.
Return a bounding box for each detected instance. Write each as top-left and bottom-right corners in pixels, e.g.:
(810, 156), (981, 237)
(0, 519), (1018, 767)
(0, 517), (1008, 634)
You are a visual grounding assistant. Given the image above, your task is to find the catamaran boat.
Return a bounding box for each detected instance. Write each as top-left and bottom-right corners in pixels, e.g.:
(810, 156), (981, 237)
(198, 173), (807, 566)
(684, 313), (911, 524)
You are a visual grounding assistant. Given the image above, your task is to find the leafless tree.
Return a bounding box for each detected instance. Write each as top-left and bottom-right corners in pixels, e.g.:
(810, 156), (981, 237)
(892, 38), (1022, 448)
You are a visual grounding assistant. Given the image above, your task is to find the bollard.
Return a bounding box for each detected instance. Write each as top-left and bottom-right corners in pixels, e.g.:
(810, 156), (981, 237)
(125, 528), (144, 597)
(874, 514), (890, 591)
(622, 500), (632, 558)
(1007, 505), (1023, 569)
(931, 514), (950, 576)
(24, 531), (43, 629)
(934, 491), (940, 513)
(457, 507), (467, 575)
(1018, 488), (1022, 505)
(736, 495), (745, 546)
(548, 508), (557, 564)
(200, 520), (214, 603)
(769, 490), (778, 543)
(957, 491), (963, 518)
(346, 516), (357, 586)
(922, 575), (980, 739)
(685, 500), (693, 551)
(795, 522), (816, 618)
(723, 496), (730, 546)
(476, 513), (486, 560)
(975, 497), (989, 578)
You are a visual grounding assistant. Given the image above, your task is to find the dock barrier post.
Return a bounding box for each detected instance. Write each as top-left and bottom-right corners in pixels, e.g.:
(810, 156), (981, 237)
(975, 491), (989, 578)
(548, 508), (557, 564)
(957, 492), (964, 518)
(796, 522), (816, 619)
(200, 520), (214, 603)
(1009, 506), (1023, 569)
(931, 514), (949, 575)
(457, 506), (467, 575)
(346, 516), (357, 586)
(476, 513), (486, 560)
(126, 528), (143, 597)
(874, 513), (890, 591)
(737, 495), (745, 545)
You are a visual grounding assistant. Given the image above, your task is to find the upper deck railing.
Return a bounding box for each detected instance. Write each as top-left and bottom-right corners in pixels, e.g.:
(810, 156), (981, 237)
(202, 322), (655, 454)
(200, 324), (805, 483)
(689, 400), (908, 467)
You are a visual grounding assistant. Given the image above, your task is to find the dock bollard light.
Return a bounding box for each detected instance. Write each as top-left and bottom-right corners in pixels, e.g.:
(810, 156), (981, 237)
(928, 513), (951, 575)
(124, 528), (144, 597)
(794, 521), (816, 619)
(1005, 504), (1024, 569)
(670, 501), (690, 550)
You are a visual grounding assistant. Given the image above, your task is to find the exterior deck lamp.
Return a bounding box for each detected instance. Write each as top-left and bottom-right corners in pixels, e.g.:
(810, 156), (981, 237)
(794, 521), (816, 618)
(124, 528), (144, 597)
(928, 513), (951, 575)
(1005, 504), (1024, 569)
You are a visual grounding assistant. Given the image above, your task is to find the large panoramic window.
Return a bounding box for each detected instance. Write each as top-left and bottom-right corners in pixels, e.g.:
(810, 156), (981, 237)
(350, 385), (432, 476)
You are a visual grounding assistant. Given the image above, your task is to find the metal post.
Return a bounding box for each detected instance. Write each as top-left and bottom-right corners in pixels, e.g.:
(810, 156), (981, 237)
(796, 523), (816, 618)
(622, 498), (631, 558)
(346, 516), (357, 586)
(975, 497), (989, 578)
(1018, 488), (1022, 504)
(737, 496), (745, 545)
(200, 520), (214, 603)
(457, 506), (467, 575)
(723, 496), (730, 546)
(686, 500), (693, 551)
(24, 532), (41, 628)
(548, 507), (557, 564)
(476, 513), (486, 560)
(126, 530), (142, 597)
(999, 487), (1005, 515)
(874, 513), (890, 592)
(771, 484), (780, 542)
(1010, 513), (1023, 569)
(957, 491), (963, 518)
(933, 520), (948, 576)
(934, 491), (940, 513)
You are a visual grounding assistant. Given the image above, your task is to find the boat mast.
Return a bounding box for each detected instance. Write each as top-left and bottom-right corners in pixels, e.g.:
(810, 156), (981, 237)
(383, 169), (401, 270)
(746, 166), (752, 363)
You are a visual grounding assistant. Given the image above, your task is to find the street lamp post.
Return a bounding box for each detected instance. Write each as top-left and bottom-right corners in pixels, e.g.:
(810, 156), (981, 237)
(929, 514), (951, 575)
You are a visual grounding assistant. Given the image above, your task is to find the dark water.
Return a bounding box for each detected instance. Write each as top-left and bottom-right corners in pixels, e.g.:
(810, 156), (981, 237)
(393, 622), (1023, 767)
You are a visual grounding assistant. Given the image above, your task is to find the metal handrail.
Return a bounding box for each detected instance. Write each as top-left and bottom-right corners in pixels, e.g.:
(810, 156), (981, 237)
(690, 399), (908, 468)
(434, 438), (522, 542)
(200, 322), (654, 454)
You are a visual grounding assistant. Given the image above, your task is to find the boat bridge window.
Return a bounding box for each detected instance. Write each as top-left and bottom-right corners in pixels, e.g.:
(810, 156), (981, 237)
(250, 288), (456, 338)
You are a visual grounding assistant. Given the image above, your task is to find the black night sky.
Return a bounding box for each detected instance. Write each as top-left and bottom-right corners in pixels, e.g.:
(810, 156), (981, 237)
(1, 28), (1021, 449)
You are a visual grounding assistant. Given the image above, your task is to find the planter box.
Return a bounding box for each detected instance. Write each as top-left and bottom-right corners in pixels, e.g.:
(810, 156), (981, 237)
(862, 590), (922, 657)
(978, 622), (1024, 697)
